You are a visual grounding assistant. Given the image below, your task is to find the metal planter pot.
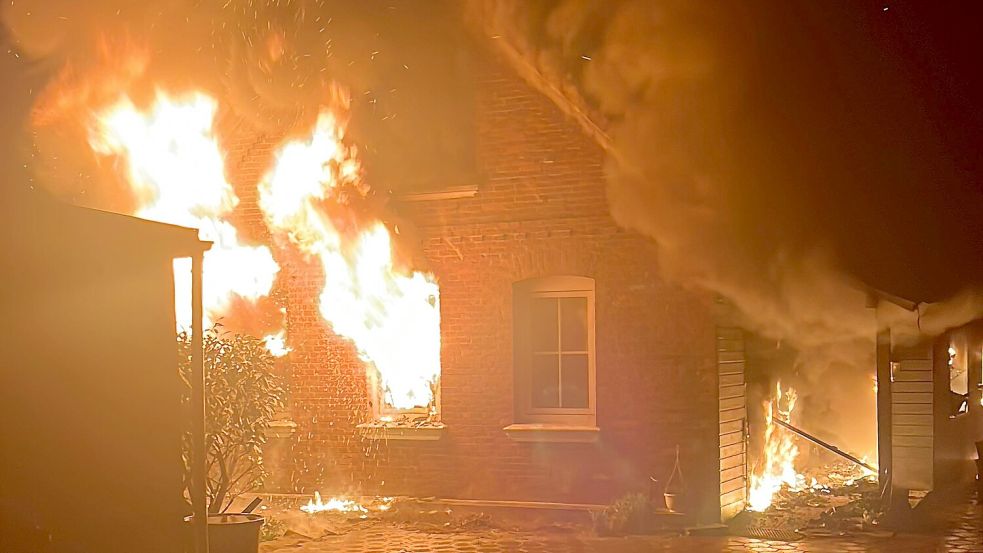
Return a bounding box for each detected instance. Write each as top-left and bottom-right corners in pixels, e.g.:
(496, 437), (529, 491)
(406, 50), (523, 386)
(186, 513), (264, 553)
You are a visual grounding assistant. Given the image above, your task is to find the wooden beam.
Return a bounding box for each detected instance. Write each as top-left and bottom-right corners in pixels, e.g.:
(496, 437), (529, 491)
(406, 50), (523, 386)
(773, 418), (877, 472)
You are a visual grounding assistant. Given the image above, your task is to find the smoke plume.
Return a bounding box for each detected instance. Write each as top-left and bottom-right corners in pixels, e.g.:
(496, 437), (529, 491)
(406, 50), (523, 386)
(470, 0), (983, 456)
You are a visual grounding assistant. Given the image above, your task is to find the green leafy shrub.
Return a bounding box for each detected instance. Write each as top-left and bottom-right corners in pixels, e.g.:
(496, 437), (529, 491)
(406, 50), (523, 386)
(592, 493), (653, 536)
(179, 327), (286, 513)
(259, 515), (286, 541)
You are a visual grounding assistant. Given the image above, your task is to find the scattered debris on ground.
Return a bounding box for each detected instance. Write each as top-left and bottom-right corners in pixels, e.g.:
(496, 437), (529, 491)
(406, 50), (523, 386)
(241, 495), (526, 542)
(730, 462), (885, 540)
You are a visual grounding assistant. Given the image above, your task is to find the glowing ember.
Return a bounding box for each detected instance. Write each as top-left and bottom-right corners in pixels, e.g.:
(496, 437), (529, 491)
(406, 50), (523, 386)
(258, 109), (441, 412)
(748, 383), (801, 512)
(88, 91), (281, 344)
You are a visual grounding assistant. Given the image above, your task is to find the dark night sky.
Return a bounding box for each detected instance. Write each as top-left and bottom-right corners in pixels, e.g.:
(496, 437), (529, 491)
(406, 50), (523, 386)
(782, 1), (983, 300)
(0, 1), (980, 302)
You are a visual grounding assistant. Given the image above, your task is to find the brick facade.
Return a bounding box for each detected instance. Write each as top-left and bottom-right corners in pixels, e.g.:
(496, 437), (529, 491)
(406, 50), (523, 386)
(223, 52), (722, 515)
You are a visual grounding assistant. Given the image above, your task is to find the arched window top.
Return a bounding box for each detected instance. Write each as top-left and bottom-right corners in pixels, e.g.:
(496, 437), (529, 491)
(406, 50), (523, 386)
(513, 275), (595, 294)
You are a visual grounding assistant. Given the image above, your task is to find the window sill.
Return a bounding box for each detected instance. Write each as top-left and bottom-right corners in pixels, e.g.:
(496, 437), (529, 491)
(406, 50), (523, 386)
(503, 424), (600, 443)
(356, 422), (446, 441)
(264, 419), (298, 439)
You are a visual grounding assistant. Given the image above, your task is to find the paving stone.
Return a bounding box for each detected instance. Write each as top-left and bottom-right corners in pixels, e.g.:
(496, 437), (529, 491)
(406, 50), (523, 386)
(261, 490), (983, 553)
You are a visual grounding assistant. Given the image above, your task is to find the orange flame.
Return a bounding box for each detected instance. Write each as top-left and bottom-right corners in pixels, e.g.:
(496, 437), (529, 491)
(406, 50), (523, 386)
(88, 91), (280, 337)
(300, 491), (367, 514)
(299, 492), (393, 514)
(748, 383), (801, 511)
(258, 110), (441, 412)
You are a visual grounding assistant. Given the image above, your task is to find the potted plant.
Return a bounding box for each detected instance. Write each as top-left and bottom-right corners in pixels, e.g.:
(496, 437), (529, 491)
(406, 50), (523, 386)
(663, 445), (685, 512)
(179, 327), (287, 553)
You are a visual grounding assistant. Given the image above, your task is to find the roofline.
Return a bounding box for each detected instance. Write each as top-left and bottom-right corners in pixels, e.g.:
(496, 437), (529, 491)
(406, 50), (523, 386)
(80, 206), (212, 252)
(865, 287), (919, 312)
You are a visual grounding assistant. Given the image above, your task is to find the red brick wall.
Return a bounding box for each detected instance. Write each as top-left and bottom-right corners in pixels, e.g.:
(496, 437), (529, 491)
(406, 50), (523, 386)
(221, 52), (721, 513)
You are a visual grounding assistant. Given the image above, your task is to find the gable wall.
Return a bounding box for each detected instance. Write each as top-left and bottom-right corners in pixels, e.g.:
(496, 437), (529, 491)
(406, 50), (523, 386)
(223, 51), (721, 512)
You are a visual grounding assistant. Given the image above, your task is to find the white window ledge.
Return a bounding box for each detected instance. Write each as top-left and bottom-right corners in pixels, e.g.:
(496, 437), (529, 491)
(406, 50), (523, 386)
(503, 424), (600, 443)
(356, 422), (446, 441)
(264, 419), (298, 439)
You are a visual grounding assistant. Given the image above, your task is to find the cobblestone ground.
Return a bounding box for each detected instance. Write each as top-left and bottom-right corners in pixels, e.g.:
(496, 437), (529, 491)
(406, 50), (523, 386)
(260, 491), (983, 553)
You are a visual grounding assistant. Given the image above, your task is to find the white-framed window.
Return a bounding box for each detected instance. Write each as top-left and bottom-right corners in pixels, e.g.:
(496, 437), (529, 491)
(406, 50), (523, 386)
(513, 276), (596, 425)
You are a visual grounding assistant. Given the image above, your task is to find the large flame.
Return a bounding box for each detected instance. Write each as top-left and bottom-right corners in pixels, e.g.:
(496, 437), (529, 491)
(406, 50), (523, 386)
(88, 91), (281, 338)
(259, 110), (441, 412)
(748, 383), (801, 512)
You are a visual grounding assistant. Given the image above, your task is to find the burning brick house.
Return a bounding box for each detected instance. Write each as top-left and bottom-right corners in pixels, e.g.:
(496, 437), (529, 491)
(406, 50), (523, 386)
(209, 51), (748, 522)
(20, 10), (750, 523)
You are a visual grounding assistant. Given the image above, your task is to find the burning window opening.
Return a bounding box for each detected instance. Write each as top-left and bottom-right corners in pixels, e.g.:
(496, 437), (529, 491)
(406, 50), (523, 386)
(258, 107), (442, 423)
(371, 375), (441, 426)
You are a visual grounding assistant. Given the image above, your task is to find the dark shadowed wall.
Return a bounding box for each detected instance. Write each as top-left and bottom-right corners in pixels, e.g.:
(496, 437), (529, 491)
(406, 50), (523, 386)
(0, 197), (199, 553)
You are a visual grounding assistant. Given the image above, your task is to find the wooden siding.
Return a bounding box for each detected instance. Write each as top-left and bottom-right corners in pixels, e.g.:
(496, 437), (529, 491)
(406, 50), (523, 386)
(717, 326), (747, 521)
(892, 352), (934, 490)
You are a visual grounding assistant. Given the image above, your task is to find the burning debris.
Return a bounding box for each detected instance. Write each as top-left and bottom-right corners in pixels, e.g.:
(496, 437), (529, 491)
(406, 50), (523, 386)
(300, 492), (394, 515)
(736, 462), (882, 540)
(749, 383), (877, 514)
(371, 413), (444, 429)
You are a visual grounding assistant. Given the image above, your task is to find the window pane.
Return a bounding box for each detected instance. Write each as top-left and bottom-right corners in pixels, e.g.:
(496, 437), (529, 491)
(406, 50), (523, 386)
(531, 354), (560, 408)
(529, 297), (558, 352)
(560, 354), (589, 408)
(560, 297), (588, 351)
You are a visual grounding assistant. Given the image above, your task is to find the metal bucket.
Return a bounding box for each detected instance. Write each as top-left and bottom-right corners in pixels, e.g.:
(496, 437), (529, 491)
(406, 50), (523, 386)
(186, 513), (264, 553)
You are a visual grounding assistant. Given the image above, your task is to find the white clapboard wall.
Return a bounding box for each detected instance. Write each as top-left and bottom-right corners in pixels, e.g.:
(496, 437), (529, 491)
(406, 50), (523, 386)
(891, 348), (934, 491)
(717, 326), (748, 520)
